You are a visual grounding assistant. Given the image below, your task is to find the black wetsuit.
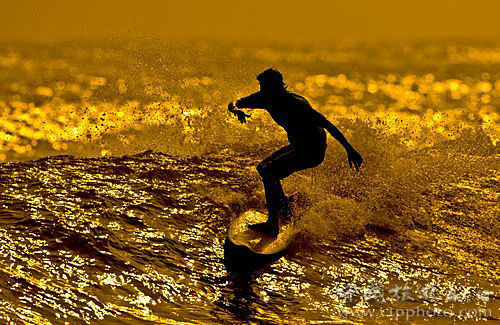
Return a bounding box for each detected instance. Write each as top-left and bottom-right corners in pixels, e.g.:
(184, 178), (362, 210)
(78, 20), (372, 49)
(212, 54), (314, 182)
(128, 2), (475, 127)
(235, 89), (328, 224)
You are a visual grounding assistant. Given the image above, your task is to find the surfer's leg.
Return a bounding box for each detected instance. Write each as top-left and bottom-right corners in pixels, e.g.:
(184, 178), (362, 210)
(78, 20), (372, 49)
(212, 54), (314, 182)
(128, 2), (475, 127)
(249, 178), (280, 236)
(264, 150), (305, 222)
(249, 142), (327, 235)
(258, 145), (293, 212)
(260, 145), (293, 209)
(273, 179), (291, 220)
(251, 134), (328, 235)
(249, 146), (293, 236)
(269, 141), (327, 219)
(258, 145), (292, 169)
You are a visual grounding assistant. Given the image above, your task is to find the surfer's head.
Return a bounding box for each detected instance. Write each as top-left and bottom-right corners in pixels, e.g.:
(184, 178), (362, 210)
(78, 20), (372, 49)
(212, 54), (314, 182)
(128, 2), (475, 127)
(257, 68), (286, 94)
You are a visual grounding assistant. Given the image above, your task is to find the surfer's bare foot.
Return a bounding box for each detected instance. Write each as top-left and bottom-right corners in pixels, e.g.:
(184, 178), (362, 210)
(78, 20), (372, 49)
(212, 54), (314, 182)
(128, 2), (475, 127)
(248, 221), (279, 237)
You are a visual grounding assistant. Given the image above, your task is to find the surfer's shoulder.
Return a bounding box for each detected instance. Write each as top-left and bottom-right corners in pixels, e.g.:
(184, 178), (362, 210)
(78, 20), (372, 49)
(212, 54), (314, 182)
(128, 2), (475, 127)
(284, 92), (313, 110)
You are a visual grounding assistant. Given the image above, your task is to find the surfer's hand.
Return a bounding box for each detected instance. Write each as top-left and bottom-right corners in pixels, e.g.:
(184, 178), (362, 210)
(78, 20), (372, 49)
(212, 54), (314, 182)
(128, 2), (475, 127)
(347, 148), (363, 171)
(228, 101), (249, 123)
(232, 109), (250, 124)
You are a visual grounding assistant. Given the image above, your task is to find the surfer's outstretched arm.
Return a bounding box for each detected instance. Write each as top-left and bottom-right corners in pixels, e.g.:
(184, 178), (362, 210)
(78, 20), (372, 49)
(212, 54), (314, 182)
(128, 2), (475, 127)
(309, 109), (364, 171)
(234, 91), (267, 109)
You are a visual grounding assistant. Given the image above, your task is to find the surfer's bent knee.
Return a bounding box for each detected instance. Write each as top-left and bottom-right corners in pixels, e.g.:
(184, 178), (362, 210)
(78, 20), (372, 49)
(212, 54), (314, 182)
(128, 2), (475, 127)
(257, 162), (278, 180)
(257, 162), (269, 178)
(256, 162), (264, 176)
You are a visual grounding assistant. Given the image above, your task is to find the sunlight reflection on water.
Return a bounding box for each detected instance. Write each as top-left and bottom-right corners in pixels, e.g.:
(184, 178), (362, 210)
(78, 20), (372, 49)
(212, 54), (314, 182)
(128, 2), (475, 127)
(0, 40), (498, 323)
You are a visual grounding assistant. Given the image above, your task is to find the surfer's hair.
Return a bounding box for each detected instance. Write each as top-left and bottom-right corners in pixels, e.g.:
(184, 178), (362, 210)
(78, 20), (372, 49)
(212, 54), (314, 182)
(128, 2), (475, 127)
(257, 68), (286, 91)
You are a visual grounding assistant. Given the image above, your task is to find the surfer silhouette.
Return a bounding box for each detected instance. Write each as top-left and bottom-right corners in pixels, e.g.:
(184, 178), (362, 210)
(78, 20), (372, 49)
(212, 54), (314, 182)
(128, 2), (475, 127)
(228, 68), (363, 237)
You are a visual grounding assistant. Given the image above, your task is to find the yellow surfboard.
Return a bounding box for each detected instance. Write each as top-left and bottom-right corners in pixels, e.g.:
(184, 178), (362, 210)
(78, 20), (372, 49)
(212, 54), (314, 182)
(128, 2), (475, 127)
(227, 210), (298, 255)
(224, 210), (298, 271)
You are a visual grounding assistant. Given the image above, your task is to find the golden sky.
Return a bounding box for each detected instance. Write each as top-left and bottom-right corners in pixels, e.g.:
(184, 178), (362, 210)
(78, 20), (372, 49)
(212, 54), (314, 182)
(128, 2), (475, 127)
(1, 0), (499, 42)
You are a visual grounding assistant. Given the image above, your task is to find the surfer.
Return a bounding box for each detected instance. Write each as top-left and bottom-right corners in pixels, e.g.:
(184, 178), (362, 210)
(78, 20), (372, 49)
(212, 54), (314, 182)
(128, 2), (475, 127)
(228, 68), (363, 237)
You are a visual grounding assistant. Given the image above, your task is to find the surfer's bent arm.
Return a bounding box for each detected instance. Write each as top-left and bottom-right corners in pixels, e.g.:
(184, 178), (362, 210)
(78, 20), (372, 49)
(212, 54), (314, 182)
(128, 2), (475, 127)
(309, 108), (364, 170)
(309, 109), (353, 151)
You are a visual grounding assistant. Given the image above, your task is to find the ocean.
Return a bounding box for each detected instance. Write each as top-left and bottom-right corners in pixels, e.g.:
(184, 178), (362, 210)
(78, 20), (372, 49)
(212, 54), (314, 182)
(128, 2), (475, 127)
(0, 39), (498, 323)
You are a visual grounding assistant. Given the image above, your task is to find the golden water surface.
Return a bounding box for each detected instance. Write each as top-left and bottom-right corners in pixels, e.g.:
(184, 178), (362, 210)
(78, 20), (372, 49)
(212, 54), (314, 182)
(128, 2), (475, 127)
(0, 39), (498, 323)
